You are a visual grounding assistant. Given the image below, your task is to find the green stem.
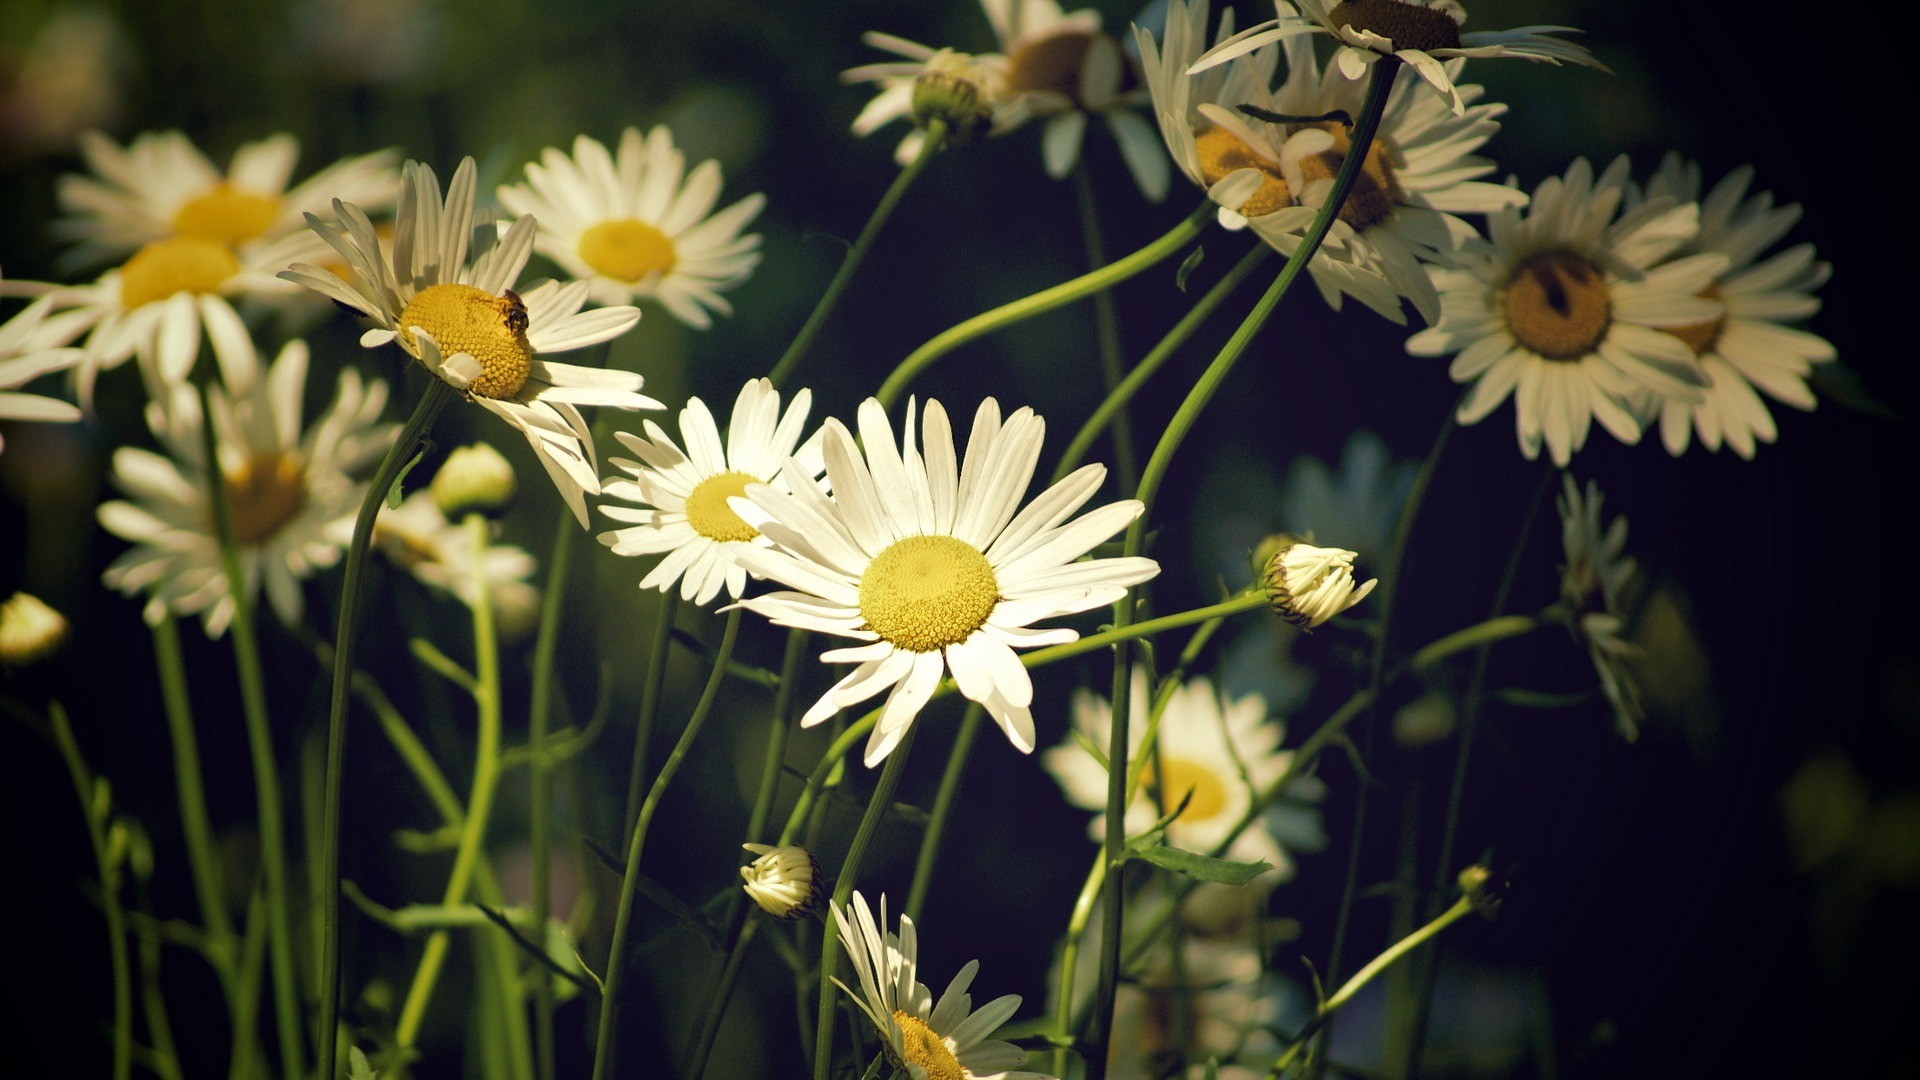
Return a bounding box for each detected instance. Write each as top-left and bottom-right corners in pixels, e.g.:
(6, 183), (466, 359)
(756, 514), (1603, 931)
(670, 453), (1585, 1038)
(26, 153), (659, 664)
(623, 590), (680, 840)
(1408, 614), (1542, 674)
(768, 120), (946, 390)
(905, 702), (983, 921)
(685, 917), (762, 1080)
(1074, 164), (1138, 492)
(874, 201), (1213, 409)
(1053, 243), (1271, 485)
(394, 513), (509, 1052)
(527, 510), (575, 1080)
(813, 727), (917, 1080)
(317, 379), (454, 1080)
(51, 704), (133, 1080)
(591, 608), (744, 1080)
(151, 616), (236, 969)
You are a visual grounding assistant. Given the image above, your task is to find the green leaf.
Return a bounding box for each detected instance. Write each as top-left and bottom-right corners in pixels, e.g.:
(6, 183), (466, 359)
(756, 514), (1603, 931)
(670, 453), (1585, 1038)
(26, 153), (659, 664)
(1808, 360), (1899, 419)
(386, 444), (430, 509)
(348, 1047), (378, 1080)
(1176, 246), (1206, 293)
(1135, 842), (1272, 885)
(1069, 728), (1110, 772)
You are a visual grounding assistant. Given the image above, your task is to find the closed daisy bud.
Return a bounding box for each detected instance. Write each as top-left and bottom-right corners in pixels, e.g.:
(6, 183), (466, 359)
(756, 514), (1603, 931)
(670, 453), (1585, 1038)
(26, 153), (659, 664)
(1457, 863), (1507, 920)
(740, 843), (821, 920)
(431, 442), (517, 518)
(1263, 542), (1377, 629)
(911, 49), (998, 142)
(0, 591), (68, 665)
(1250, 532), (1308, 583)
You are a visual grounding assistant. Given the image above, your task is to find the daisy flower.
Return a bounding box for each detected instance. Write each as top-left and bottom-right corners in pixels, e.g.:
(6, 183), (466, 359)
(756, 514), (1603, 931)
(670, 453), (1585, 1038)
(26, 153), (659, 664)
(1406, 156), (1726, 466)
(832, 891), (1052, 1080)
(1042, 669), (1321, 878)
(597, 377), (824, 606)
(495, 127), (765, 329)
(374, 489), (543, 640)
(731, 397), (1159, 767)
(1193, 0), (1606, 117)
(96, 314), (394, 637)
(841, 41), (1008, 165)
(281, 157), (659, 525)
(1107, 935), (1287, 1078)
(1632, 155), (1836, 458)
(1557, 474), (1642, 739)
(0, 295), (87, 452)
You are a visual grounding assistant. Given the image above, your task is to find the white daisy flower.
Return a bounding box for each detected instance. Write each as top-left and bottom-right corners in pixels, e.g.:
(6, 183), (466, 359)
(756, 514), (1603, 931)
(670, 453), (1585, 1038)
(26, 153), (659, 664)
(1630, 155), (1836, 459)
(374, 489), (543, 640)
(731, 397), (1160, 767)
(0, 591), (70, 666)
(0, 295), (87, 453)
(495, 127), (765, 329)
(738, 843), (823, 920)
(1406, 156), (1726, 466)
(597, 377), (824, 606)
(280, 157), (659, 525)
(1106, 934), (1286, 1078)
(832, 891), (1053, 1080)
(1193, 0), (1606, 117)
(1557, 474), (1642, 740)
(843, 40), (1010, 165)
(96, 316), (394, 637)
(1042, 669), (1322, 878)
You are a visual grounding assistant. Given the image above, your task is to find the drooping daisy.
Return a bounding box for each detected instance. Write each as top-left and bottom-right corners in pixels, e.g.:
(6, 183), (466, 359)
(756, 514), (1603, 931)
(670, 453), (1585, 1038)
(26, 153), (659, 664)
(1631, 155), (1836, 459)
(0, 295), (87, 452)
(1557, 474), (1642, 739)
(1193, 0), (1606, 117)
(495, 127), (765, 329)
(281, 157), (659, 525)
(1406, 156), (1725, 466)
(1042, 669), (1321, 878)
(832, 891), (1053, 1080)
(841, 43), (1006, 164)
(96, 316), (394, 637)
(373, 488), (543, 640)
(731, 397), (1160, 766)
(597, 377), (824, 606)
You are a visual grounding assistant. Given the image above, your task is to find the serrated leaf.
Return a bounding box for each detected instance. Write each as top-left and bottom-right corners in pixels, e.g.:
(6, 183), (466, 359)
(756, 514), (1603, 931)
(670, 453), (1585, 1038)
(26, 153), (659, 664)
(1176, 246), (1206, 293)
(1135, 843), (1272, 885)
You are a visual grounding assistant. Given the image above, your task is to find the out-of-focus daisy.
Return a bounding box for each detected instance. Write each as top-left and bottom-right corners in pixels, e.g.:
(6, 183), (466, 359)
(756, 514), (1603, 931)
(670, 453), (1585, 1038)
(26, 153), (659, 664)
(832, 891), (1052, 1080)
(0, 5), (129, 160)
(1406, 156), (1724, 466)
(732, 397), (1159, 766)
(0, 295), (86, 452)
(842, 41), (1008, 164)
(597, 378), (823, 606)
(495, 127), (764, 329)
(1107, 935), (1287, 1079)
(54, 129), (397, 270)
(1043, 669), (1323, 878)
(281, 157), (658, 525)
(1193, 0), (1605, 117)
(1631, 155), (1836, 459)
(374, 488), (542, 640)
(1557, 475), (1642, 739)
(96, 321), (394, 637)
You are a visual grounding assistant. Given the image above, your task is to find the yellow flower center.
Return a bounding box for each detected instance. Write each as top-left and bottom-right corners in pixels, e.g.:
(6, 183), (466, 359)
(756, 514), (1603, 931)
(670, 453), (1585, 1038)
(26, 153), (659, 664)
(118, 237), (239, 310)
(397, 284), (533, 399)
(1503, 251), (1612, 361)
(685, 471), (760, 543)
(892, 1011), (965, 1080)
(220, 453), (307, 545)
(859, 535), (999, 653)
(1665, 286), (1725, 356)
(1328, 0), (1463, 52)
(578, 219), (678, 283)
(1293, 123), (1400, 230)
(171, 183), (281, 246)
(1145, 756), (1232, 824)
(1194, 127), (1292, 218)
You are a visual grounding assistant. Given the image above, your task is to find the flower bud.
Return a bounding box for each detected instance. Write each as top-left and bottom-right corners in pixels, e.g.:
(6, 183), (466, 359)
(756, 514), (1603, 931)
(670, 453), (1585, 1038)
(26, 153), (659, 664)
(1457, 863), (1507, 920)
(740, 843), (822, 920)
(0, 591), (68, 666)
(431, 442), (517, 518)
(1262, 542), (1377, 630)
(911, 50), (998, 143)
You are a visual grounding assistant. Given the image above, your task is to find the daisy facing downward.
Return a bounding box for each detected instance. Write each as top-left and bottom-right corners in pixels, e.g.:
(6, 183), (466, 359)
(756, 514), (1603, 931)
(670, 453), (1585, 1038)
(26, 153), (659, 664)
(730, 397), (1160, 766)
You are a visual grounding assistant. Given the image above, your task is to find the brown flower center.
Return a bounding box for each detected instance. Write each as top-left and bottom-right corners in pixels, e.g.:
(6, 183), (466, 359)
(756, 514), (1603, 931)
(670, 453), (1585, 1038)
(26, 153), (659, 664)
(892, 1011), (965, 1080)
(1294, 123), (1400, 230)
(1664, 286), (1725, 355)
(1328, 0), (1464, 52)
(220, 453), (306, 545)
(1194, 127), (1292, 218)
(171, 183), (281, 246)
(1503, 251), (1612, 361)
(118, 237), (239, 309)
(397, 284), (533, 399)
(1005, 29), (1134, 104)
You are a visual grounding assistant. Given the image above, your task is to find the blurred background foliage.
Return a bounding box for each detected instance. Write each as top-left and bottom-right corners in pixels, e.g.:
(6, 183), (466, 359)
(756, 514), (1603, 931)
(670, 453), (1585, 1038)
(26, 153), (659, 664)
(2, 0), (1916, 1077)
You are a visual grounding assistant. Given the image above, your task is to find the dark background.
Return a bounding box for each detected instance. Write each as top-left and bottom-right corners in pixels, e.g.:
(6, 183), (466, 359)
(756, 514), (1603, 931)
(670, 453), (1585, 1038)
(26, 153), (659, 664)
(2, 1), (1915, 1076)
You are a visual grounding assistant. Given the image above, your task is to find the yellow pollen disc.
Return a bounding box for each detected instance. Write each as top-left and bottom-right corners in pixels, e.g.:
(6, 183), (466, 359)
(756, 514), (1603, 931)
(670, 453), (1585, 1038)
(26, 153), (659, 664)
(118, 238), (240, 309)
(892, 1012), (965, 1080)
(397, 284), (533, 399)
(220, 453), (307, 545)
(1503, 251), (1613, 361)
(685, 471), (761, 543)
(171, 184), (281, 246)
(1665, 286), (1725, 355)
(1144, 757), (1231, 823)
(578, 219), (678, 283)
(859, 535), (999, 654)
(1294, 123), (1399, 230)
(1194, 127), (1292, 218)
(1328, 0), (1463, 52)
